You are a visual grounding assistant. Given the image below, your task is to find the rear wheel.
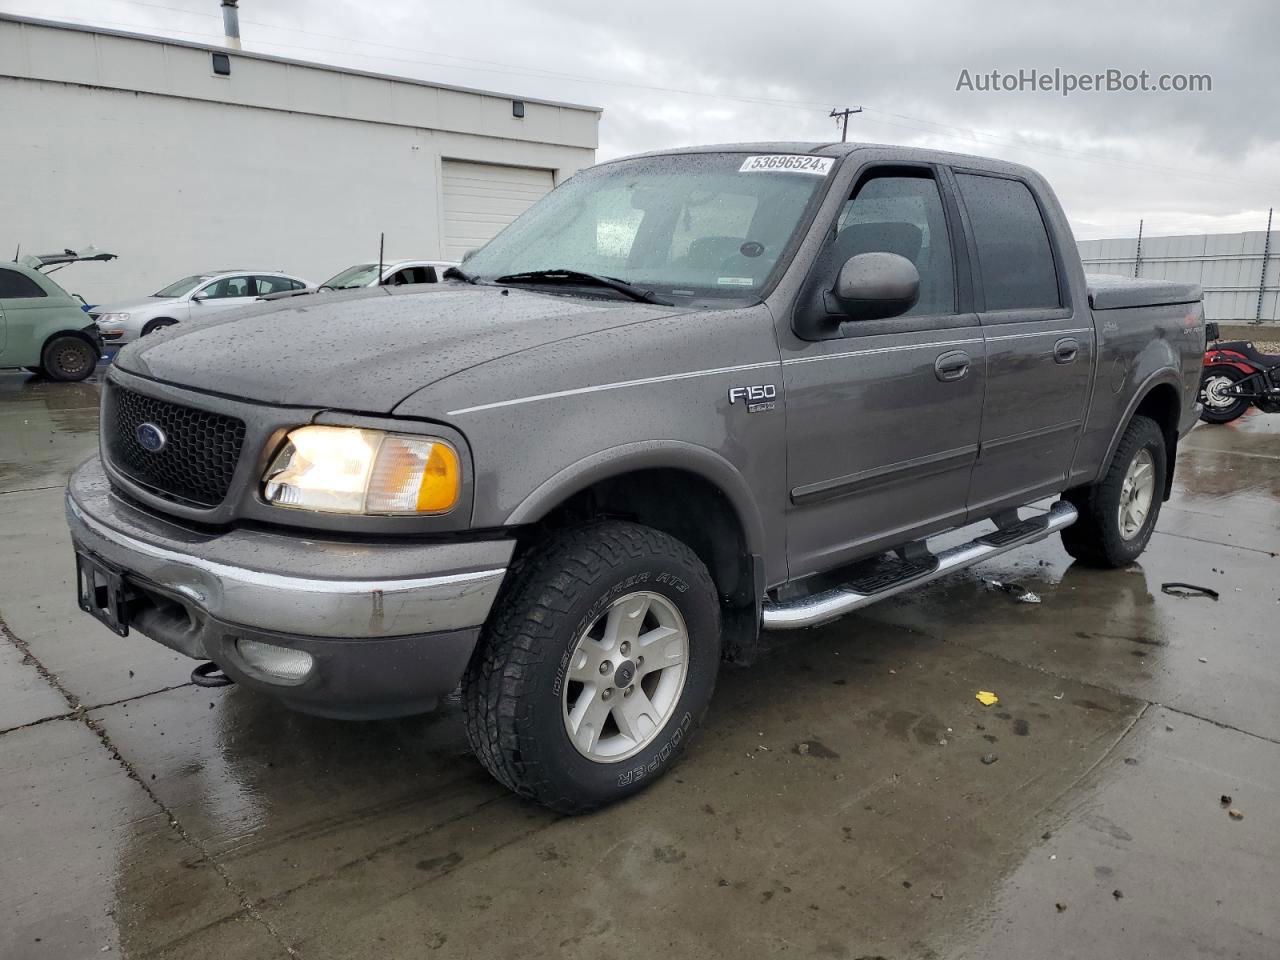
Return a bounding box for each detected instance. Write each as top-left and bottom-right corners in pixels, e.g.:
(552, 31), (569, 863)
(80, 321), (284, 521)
(462, 521), (720, 813)
(41, 335), (97, 382)
(1061, 415), (1166, 568)
(1199, 365), (1250, 423)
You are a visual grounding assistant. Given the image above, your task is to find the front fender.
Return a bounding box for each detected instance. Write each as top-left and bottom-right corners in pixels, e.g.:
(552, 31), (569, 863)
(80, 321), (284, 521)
(505, 439), (768, 560)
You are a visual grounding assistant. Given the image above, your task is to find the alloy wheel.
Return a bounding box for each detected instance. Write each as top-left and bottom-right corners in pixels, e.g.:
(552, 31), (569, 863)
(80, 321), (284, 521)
(562, 591), (690, 762)
(1118, 448), (1156, 540)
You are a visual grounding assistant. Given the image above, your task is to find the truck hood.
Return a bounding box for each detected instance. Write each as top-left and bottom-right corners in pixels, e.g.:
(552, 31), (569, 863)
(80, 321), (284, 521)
(113, 285), (691, 413)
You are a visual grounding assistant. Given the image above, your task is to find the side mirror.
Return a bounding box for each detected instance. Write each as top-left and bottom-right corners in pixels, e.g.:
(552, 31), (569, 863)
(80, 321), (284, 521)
(834, 252), (920, 321)
(191, 294), (207, 303)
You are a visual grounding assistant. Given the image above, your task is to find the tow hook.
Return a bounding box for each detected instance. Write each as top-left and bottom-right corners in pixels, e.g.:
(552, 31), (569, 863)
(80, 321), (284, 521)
(191, 661), (235, 687)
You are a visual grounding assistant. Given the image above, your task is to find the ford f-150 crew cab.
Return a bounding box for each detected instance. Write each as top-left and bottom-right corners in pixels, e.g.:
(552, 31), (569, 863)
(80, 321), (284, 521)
(67, 142), (1205, 812)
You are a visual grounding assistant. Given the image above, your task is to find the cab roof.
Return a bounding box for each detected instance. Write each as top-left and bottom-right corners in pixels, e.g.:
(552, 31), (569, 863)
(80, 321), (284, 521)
(609, 141), (1042, 181)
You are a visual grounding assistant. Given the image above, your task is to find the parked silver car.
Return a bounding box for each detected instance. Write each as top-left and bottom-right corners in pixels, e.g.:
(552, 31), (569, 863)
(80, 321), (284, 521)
(91, 270), (312, 345)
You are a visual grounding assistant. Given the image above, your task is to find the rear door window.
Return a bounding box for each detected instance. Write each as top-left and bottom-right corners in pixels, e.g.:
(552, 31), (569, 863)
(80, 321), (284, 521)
(0, 269), (48, 299)
(956, 174), (1060, 311)
(255, 275), (300, 295)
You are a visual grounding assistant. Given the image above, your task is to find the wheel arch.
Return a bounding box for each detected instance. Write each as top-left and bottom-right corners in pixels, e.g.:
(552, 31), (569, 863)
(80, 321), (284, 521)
(1096, 370), (1183, 500)
(141, 316), (179, 334)
(506, 441), (767, 612)
(41, 327), (100, 359)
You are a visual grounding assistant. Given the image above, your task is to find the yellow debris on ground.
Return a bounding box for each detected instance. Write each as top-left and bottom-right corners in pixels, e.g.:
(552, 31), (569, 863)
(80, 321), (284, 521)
(975, 691), (999, 707)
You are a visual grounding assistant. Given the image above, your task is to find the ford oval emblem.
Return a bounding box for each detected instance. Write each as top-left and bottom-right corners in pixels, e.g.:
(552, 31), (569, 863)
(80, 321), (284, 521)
(136, 422), (167, 453)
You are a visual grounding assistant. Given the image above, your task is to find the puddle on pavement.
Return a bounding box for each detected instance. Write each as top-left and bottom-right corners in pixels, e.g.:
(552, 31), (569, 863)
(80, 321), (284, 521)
(0, 370), (102, 492)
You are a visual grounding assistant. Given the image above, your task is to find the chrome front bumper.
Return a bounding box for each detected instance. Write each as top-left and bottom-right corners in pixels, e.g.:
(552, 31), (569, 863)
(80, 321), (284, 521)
(66, 456), (512, 641)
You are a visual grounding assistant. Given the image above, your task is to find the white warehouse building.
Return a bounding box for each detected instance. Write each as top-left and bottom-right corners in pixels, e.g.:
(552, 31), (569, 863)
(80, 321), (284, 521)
(0, 14), (600, 304)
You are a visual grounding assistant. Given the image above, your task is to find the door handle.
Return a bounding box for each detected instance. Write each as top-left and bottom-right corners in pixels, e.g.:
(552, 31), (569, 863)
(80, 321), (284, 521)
(1054, 338), (1080, 364)
(934, 350), (971, 382)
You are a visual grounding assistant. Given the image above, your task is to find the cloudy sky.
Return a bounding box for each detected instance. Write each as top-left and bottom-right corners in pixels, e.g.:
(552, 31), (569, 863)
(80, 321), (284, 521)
(7, 0), (1278, 239)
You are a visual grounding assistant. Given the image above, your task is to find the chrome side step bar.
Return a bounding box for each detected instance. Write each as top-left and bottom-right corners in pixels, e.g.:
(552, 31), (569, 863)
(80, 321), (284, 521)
(761, 501), (1078, 631)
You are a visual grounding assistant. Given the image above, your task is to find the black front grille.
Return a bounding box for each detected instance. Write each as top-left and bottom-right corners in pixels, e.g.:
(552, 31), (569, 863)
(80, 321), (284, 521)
(104, 383), (246, 507)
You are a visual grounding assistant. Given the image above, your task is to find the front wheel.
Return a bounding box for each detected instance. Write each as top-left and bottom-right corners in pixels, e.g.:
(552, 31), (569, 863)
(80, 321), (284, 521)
(463, 521), (721, 813)
(41, 335), (98, 382)
(1199, 365), (1251, 423)
(1061, 414), (1167, 568)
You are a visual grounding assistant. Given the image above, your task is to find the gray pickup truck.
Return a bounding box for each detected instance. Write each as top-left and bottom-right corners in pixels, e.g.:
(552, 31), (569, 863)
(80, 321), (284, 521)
(67, 143), (1204, 812)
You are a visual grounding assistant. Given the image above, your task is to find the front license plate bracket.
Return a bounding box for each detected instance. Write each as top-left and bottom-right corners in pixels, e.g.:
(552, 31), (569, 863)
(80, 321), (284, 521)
(75, 551), (130, 637)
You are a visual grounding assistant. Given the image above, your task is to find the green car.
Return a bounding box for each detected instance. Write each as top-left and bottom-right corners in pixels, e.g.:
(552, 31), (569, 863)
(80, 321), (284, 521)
(1, 251), (108, 381)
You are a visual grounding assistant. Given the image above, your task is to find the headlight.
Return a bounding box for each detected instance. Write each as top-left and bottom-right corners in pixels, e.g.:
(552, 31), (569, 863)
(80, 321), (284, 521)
(262, 426), (460, 515)
(97, 312), (130, 323)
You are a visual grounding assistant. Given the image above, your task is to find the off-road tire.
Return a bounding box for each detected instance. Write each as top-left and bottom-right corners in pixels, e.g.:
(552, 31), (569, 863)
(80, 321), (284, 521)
(1198, 365), (1250, 424)
(1061, 415), (1166, 567)
(462, 521), (720, 814)
(41, 335), (97, 382)
(142, 318), (178, 336)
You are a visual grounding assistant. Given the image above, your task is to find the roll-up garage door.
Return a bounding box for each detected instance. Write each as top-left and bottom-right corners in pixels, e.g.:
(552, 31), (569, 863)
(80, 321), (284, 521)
(441, 160), (555, 260)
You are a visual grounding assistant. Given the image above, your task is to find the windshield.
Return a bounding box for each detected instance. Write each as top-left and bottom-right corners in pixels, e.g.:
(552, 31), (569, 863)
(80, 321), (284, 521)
(321, 264), (379, 289)
(153, 275), (210, 298)
(462, 152), (836, 300)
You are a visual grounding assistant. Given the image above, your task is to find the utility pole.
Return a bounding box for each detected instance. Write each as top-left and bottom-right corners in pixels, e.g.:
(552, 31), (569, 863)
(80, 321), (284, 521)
(829, 106), (863, 143)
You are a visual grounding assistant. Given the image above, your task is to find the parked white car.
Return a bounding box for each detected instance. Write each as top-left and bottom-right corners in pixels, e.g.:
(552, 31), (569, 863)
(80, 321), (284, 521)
(322, 259), (458, 290)
(258, 260), (458, 300)
(92, 270), (312, 345)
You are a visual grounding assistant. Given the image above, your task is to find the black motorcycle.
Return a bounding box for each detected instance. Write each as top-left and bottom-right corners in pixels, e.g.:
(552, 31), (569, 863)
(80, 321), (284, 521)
(1199, 322), (1280, 423)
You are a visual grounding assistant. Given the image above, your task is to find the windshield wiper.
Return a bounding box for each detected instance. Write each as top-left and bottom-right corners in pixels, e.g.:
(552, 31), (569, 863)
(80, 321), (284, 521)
(492, 269), (672, 305)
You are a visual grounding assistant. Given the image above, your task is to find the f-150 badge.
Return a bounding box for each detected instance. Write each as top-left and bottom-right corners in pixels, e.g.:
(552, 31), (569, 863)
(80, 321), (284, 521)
(728, 384), (777, 412)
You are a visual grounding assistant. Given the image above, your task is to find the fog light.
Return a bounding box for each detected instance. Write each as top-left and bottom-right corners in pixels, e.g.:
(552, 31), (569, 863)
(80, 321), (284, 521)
(236, 638), (313, 682)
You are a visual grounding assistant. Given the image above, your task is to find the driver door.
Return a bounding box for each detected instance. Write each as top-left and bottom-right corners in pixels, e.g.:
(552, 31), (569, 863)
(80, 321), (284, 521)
(781, 167), (985, 579)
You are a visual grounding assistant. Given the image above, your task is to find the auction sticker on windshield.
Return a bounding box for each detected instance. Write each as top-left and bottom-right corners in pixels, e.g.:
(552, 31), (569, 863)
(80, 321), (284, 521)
(739, 155), (835, 175)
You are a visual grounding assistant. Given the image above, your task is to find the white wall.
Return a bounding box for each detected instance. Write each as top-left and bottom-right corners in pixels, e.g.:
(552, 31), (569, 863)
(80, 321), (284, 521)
(1, 78), (595, 304)
(0, 16), (599, 305)
(1078, 231), (1279, 322)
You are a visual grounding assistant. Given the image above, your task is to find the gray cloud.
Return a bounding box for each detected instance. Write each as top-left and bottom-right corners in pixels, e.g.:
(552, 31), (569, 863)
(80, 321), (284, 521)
(14, 0), (1280, 237)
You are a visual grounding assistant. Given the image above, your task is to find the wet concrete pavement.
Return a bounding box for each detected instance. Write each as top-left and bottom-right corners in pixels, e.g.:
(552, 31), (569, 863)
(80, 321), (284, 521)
(1, 367), (1277, 959)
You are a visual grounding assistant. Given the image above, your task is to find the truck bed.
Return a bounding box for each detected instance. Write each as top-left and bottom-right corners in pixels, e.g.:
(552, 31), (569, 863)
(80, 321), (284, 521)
(1086, 273), (1202, 311)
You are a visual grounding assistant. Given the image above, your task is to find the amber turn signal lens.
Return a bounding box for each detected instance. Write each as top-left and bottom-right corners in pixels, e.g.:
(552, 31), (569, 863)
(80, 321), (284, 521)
(415, 441), (460, 512)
